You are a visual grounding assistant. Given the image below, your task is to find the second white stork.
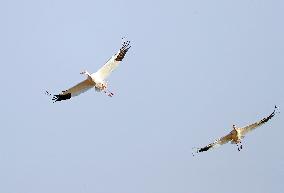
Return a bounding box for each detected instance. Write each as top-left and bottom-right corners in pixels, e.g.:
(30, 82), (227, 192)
(47, 39), (131, 102)
(193, 106), (279, 155)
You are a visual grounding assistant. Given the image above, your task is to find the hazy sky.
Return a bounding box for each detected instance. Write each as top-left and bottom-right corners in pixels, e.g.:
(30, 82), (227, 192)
(0, 0), (283, 193)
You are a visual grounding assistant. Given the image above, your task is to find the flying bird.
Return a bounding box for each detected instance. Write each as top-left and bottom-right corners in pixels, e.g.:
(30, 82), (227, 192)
(46, 39), (131, 102)
(193, 106), (279, 155)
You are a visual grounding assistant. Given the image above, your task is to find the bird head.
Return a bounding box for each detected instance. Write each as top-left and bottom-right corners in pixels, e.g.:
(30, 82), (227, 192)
(80, 70), (87, 75)
(80, 70), (91, 77)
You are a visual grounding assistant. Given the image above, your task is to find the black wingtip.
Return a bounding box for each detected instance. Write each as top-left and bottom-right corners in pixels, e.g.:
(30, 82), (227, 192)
(274, 105), (280, 114)
(198, 146), (211, 152)
(115, 40), (131, 61)
(52, 93), (72, 103)
(45, 89), (72, 103)
(259, 105), (279, 124)
(272, 105), (280, 114)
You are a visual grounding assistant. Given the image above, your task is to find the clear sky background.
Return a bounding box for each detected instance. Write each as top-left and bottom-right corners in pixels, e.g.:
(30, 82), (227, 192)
(0, 0), (283, 193)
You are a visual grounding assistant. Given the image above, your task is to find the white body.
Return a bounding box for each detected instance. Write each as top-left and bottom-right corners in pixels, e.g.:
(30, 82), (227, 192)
(194, 106), (279, 154)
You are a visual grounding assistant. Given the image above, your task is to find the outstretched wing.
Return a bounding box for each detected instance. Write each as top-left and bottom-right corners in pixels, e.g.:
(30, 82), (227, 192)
(195, 132), (233, 153)
(239, 106), (278, 136)
(93, 40), (131, 81)
(52, 79), (95, 102)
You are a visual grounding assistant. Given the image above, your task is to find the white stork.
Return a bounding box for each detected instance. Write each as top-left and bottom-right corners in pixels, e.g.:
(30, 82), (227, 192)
(193, 106), (279, 155)
(47, 39), (131, 102)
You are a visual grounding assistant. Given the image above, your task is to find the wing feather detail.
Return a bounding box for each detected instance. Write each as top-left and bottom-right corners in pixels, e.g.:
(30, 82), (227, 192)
(52, 79), (95, 102)
(196, 133), (233, 153)
(93, 40), (131, 81)
(239, 106), (279, 136)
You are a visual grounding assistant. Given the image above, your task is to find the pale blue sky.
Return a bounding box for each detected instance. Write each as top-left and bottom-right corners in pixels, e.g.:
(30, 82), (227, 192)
(0, 0), (283, 193)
